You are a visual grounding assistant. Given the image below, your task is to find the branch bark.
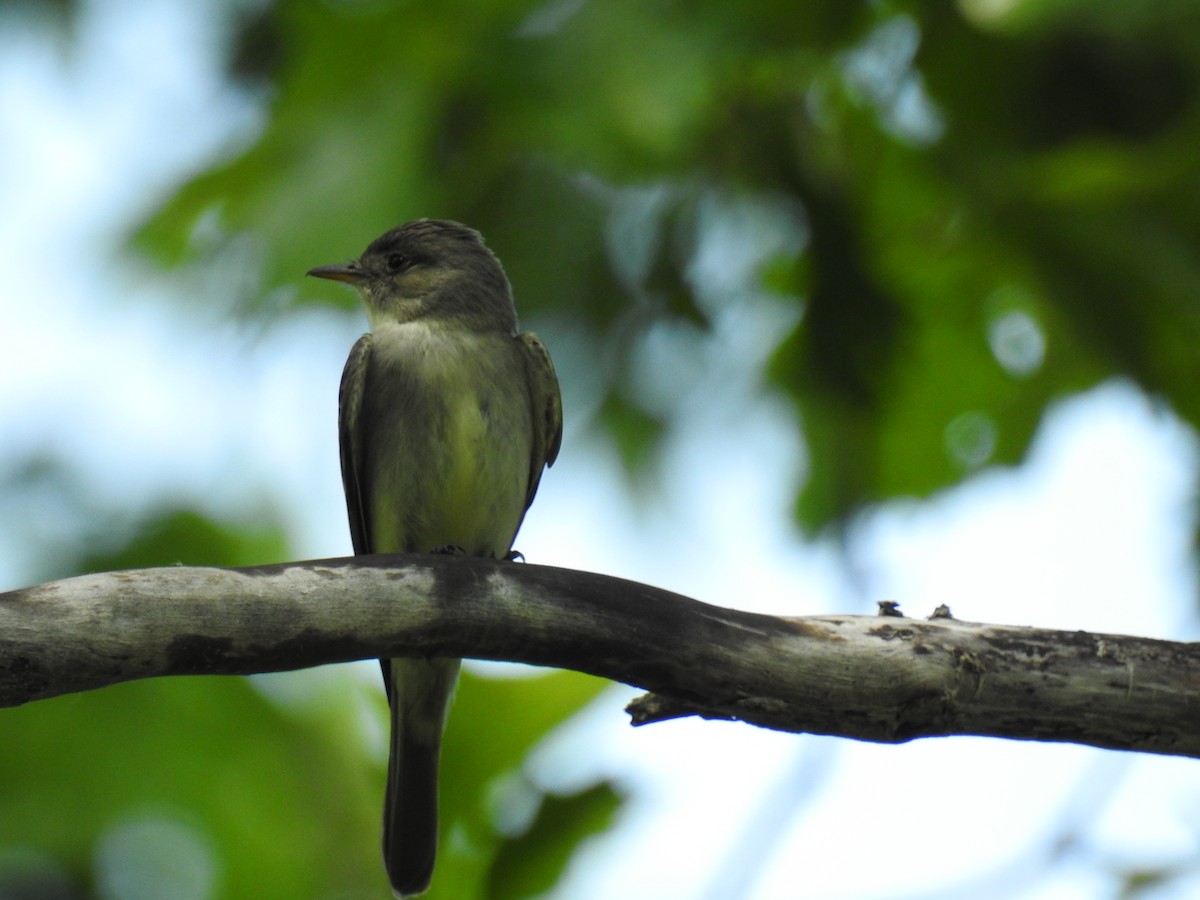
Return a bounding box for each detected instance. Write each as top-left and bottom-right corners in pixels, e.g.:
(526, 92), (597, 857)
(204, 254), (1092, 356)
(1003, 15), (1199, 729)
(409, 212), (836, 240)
(1, 554), (1197, 757)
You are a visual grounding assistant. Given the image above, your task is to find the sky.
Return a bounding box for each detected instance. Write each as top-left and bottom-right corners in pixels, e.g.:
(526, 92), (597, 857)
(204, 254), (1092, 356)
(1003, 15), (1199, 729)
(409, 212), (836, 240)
(1, 2), (1197, 899)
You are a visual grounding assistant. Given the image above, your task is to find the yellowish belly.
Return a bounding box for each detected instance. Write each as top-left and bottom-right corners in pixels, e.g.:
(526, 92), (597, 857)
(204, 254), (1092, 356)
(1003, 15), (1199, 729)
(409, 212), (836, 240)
(364, 325), (532, 558)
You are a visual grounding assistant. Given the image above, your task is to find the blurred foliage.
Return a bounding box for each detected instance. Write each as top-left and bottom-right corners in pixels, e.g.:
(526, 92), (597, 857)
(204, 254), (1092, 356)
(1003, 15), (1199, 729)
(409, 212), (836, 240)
(0, 453), (292, 584)
(0, 0), (77, 30)
(133, 0), (1200, 529)
(0, 676), (381, 899)
(487, 782), (621, 898)
(70, 508), (291, 574)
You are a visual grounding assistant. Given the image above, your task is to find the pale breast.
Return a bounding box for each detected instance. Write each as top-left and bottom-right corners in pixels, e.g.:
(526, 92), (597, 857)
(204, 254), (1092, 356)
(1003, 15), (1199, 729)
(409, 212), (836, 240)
(362, 321), (535, 557)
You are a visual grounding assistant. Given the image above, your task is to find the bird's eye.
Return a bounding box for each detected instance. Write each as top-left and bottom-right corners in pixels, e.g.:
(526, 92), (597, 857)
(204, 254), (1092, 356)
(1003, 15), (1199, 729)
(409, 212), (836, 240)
(386, 253), (410, 273)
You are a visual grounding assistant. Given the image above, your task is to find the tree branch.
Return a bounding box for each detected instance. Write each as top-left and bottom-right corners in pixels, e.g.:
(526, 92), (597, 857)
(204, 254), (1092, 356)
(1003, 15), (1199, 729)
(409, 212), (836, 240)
(1, 554), (1196, 757)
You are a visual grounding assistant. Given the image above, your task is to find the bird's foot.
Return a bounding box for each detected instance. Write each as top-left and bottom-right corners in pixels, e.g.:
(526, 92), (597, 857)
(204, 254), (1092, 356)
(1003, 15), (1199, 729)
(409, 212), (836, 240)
(430, 544), (466, 556)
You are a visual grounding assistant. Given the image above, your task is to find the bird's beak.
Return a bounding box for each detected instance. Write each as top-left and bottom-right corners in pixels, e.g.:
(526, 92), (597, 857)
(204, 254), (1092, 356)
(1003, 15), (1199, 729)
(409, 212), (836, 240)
(307, 262), (365, 284)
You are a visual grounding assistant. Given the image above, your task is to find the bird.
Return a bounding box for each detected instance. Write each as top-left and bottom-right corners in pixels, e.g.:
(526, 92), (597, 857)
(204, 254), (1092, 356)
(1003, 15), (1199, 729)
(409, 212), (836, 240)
(308, 219), (562, 896)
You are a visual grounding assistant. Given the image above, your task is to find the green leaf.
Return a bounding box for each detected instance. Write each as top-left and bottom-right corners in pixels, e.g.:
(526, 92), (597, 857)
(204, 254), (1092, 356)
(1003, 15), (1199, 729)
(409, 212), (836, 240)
(0, 676), (382, 898)
(597, 392), (667, 479)
(74, 508), (291, 574)
(487, 782), (622, 900)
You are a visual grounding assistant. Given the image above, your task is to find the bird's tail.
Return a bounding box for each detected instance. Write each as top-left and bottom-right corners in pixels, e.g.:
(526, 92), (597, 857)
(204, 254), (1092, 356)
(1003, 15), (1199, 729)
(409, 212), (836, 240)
(382, 656), (461, 898)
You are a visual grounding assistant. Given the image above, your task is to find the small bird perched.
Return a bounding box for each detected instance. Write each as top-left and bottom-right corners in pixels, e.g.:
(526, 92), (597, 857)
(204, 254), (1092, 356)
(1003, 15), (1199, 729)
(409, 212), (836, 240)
(308, 219), (562, 897)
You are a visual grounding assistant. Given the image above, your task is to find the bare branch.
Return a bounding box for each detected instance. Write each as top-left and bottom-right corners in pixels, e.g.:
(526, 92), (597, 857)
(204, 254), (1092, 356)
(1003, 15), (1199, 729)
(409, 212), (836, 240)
(1, 554), (1197, 757)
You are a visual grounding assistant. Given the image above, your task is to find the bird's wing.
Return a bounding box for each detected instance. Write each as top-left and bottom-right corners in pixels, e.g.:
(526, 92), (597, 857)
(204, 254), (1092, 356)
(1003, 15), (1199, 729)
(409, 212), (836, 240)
(341, 335), (395, 702)
(339, 333), (374, 556)
(517, 331), (563, 513)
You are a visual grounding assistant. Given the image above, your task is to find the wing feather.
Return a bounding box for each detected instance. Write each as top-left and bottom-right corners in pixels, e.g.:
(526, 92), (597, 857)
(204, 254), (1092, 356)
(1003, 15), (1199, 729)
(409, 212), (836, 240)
(339, 333), (374, 556)
(517, 331), (563, 514)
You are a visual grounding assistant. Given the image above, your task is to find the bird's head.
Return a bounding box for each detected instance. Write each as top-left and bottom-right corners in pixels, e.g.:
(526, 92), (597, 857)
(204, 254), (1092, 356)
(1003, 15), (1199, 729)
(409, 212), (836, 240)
(308, 219), (517, 331)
